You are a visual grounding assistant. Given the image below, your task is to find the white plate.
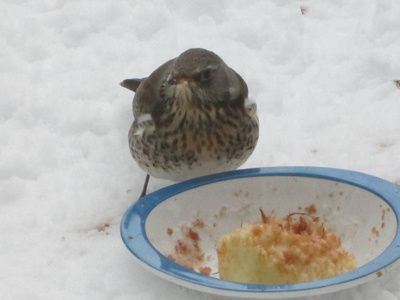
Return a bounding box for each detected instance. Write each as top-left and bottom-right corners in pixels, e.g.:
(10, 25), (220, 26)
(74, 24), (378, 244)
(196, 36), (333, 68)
(121, 167), (400, 298)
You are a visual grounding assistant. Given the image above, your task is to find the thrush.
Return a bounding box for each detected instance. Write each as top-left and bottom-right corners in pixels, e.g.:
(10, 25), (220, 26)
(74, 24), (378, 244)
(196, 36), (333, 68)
(121, 48), (259, 197)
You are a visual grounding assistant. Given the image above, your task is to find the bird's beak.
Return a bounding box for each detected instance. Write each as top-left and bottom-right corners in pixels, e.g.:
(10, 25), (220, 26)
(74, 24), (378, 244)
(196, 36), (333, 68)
(176, 77), (194, 85)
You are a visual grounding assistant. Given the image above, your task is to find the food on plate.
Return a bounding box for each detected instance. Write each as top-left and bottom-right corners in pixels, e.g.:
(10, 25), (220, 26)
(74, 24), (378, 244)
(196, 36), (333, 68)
(216, 209), (356, 284)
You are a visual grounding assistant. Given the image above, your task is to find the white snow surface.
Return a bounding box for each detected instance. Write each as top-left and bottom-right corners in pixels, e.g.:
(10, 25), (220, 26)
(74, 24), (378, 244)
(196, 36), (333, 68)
(1, 0), (400, 299)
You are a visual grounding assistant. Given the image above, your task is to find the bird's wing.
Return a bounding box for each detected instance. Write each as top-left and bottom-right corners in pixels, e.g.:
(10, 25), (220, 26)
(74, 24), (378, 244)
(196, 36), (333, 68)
(120, 78), (146, 92)
(132, 58), (175, 117)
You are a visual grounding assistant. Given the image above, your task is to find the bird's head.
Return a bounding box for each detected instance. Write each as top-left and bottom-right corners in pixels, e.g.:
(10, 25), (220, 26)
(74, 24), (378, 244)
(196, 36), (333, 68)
(163, 48), (247, 107)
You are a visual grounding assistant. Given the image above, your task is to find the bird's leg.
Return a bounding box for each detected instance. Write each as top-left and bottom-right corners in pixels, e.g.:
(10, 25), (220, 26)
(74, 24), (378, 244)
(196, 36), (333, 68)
(140, 174), (150, 198)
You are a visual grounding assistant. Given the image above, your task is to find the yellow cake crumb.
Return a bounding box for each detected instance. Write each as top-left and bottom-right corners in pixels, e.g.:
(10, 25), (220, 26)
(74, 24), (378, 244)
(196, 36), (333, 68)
(216, 211), (357, 284)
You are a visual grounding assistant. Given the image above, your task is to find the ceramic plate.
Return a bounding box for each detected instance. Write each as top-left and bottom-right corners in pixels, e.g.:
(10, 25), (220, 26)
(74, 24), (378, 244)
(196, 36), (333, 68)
(121, 167), (400, 298)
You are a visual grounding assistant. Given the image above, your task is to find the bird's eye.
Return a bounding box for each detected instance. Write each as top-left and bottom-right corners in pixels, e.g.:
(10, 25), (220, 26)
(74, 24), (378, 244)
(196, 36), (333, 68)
(167, 75), (177, 85)
(199, 68), (213, 81)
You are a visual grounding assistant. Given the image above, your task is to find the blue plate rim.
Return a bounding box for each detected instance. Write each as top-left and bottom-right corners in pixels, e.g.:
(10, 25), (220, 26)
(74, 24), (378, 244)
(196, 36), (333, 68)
(120, 166), (400, 294)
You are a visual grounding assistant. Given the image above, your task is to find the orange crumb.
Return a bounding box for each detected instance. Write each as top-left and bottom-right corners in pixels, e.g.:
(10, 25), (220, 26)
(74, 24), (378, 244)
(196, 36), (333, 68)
(193, 219), (205, 228)
(175, 240), (190, 255)
(371, 227), (380, 237)
(305, 204), (317, 215)
(216, 206), (227, 217)
(188, 229), (199, 242)
(198, 267), (212, 276)
(252, 225), (262, 236)
(167, 225), (205, 271)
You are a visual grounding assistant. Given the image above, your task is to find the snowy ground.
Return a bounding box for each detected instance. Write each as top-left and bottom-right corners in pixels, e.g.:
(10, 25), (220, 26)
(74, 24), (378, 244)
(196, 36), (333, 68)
(1, 0), (400, 299)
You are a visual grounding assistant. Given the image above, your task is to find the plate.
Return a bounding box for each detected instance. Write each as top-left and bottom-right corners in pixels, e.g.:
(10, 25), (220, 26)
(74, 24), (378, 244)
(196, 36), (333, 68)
(121, 167), (400, 298)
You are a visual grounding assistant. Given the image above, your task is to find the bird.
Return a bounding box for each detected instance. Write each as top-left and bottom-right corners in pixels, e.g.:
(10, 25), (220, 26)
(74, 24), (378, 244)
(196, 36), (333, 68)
(121, 48), (259, 198)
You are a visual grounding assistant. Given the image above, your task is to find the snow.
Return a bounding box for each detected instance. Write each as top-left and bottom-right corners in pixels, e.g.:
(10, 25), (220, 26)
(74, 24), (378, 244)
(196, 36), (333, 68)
(1, 0), (400, 299)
